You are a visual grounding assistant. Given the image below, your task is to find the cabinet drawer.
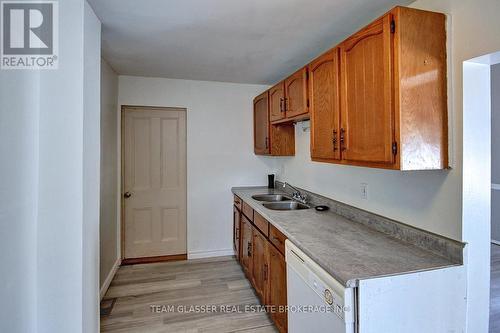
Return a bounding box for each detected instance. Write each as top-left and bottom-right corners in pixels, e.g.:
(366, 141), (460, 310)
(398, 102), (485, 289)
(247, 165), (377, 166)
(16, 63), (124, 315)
(269, 224), (287, 255)
(242, 201), (254, 221)
(253, 212), (269, 237)
(234, 195), (242, 210)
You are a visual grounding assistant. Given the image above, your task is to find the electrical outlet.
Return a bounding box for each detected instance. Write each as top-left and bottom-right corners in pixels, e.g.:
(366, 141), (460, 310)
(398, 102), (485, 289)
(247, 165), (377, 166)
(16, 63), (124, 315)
(360, 183), (368, 200)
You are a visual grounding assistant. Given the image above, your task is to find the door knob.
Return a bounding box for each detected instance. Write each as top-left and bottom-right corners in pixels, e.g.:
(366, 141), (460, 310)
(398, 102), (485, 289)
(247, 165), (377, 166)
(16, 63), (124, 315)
(124, 192), (132, 198)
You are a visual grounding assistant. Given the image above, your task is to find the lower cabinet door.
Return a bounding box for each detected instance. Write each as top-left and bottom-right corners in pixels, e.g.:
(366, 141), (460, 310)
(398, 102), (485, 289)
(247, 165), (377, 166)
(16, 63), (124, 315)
(240, 216), (253, 277)
(233, 206), (241, 260)
(269, 244), (287, 333)
(251, 229), (269, 303)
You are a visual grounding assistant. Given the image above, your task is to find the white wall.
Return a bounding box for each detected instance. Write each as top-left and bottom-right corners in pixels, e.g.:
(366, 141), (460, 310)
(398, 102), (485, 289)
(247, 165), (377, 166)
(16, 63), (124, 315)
(82, 2), (101, 332)
(279, 11), (460, 241)
(281, 124), (459, 238)
(492, 64), (500, 242)
(0, 1), (100, 332)
(276, 1), (500, 330)
(0, 64), (40, 333)
(277, 0), (500, 244)
(410, 2), (500, 332)
(462, 60), (492, 333)
(100, 59), (119, 291)
(36, 0), (86, 330)
(118, 76), (281, 258)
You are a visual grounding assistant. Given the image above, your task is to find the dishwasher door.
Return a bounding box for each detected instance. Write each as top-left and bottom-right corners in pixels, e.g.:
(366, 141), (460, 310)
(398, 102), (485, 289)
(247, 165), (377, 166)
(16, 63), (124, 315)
(286, 240), (355, 333)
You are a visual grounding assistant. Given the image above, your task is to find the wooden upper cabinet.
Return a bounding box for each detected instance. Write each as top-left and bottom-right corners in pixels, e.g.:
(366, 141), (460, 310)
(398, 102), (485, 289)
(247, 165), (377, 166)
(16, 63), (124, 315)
(309, 48), (341, 161)
(340, 16), (395, 166)
(251, 229), (269, 304)
(252, 6), (447, 170)
(394, 6), (448, 170)
(254, 90), (295, 156)
(253, 91), (270, 155)
(269, 82), (285, 122)
(284, 67), (309, 119)
(268, 68), (309, 124)
(336, 7), (447, 170)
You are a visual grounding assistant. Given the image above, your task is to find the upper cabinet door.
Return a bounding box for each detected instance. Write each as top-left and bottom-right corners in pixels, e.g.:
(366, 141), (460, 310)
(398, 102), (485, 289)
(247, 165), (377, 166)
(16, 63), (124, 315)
(285, 68), (309, 119)
(309, 48), (341, 161)
(254, 91), (270, 155)
(269, 82), (285, 122)
(340, 16), (395, 165)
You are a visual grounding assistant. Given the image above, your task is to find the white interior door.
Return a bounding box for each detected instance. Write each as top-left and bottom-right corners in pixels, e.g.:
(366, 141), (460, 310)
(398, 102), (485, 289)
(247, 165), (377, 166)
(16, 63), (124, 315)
(122, 106), (187, 259)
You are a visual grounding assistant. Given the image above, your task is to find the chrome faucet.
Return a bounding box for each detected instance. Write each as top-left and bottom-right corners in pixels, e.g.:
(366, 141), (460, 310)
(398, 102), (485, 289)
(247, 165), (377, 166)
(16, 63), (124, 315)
(283, 182), (308, 204)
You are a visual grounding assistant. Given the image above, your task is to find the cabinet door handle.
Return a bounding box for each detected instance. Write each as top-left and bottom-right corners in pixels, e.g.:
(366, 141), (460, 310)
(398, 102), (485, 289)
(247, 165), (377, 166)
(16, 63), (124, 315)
(333, 130), (338, 151)
(247, 242), (252, 257)
(263, 264), (268, 281)
(265, 137), (269, 149)
(284, 97), (289, 112)
(279, 98), (284, 113)
(340, 128), (346, 151)
(272, 236), (283, 245)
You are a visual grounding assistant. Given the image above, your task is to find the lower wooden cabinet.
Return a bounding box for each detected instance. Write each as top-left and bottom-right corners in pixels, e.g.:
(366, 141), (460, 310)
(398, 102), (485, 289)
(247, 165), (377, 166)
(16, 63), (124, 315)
(240, 215), (253, 277)
(232, 199), (288, 332)
(251, 229), (269, 303)
(233, 205), (241, 260)
(268, 245), (287, 333)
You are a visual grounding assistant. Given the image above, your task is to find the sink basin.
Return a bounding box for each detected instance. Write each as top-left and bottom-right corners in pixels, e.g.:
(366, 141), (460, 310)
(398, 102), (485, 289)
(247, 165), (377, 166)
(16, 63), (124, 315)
(252, 194), (292, 202)
(262, 201), (310, 211)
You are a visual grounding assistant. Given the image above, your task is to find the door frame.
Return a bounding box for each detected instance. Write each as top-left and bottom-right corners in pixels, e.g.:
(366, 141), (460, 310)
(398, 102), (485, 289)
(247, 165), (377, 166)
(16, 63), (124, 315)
(119, 105), (188, 263)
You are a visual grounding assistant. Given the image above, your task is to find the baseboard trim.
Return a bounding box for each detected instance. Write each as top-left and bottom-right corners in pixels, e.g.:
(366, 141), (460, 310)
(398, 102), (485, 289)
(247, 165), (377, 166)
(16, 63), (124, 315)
(100, 258), (121, 300)
(121, 254), (187, 266)
(188, 248), (235, 260)
(492, 240), (500, 246)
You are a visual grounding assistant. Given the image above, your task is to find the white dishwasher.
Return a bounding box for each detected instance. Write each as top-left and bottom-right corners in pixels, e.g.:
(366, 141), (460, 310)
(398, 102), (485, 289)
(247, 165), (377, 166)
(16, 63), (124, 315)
(286, 240), (355, 333)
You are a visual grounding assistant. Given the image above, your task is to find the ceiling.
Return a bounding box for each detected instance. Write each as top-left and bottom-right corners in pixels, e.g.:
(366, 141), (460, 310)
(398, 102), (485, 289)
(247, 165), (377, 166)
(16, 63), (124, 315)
(88, 0), (413, 85)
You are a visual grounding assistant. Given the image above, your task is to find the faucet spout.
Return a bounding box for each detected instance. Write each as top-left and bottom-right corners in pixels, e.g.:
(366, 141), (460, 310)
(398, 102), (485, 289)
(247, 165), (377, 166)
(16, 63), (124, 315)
(283, 182), (308, 204)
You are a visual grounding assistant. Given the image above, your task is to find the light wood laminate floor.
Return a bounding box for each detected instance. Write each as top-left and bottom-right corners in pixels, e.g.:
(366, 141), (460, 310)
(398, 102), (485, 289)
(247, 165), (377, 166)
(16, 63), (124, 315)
(100, 256), (278, 333)
(491, 244), (500, 332)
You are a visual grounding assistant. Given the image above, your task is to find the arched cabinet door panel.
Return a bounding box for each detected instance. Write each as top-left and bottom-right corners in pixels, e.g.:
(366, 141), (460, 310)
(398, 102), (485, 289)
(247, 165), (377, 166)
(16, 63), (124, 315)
(284, 67), (309, 119)
(340, 16), (395, 165)
(269, 82), (285, 122)
(309, 48), (341, 161)
(253, 91), (270, 155)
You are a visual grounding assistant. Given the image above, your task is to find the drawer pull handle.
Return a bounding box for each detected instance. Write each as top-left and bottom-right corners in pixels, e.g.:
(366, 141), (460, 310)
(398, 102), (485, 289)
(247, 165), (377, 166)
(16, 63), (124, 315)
(272, 236), (283, 244)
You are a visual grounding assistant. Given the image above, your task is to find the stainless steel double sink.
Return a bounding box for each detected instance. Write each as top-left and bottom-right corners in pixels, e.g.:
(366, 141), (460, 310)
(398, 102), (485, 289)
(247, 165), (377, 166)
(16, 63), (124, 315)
(251, 194), (309, 211)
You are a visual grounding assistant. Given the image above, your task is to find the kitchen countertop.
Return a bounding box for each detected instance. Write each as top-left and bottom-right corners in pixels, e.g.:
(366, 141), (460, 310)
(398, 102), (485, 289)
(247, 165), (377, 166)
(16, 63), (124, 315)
(232, 186), (460, 288)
